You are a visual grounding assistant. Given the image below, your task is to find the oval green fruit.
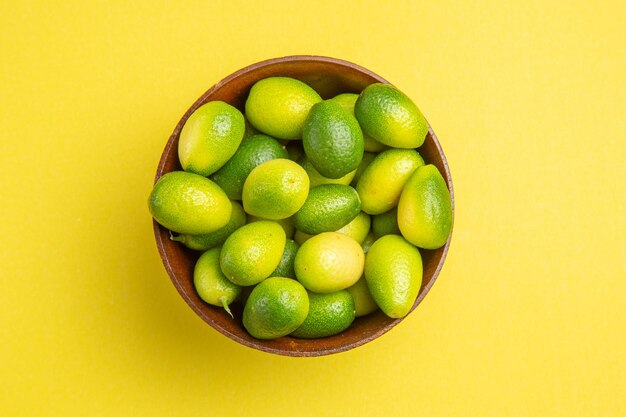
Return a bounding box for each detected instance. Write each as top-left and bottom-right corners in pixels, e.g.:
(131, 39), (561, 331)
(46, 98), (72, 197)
(365, 234), (423, 318)
(293, 184), (361, 234)
(299, 155), (356, 188)
(243, 277), (309, 339)
(220, 221), (286, 286)
(270, 239), (299, 279)
(335, 211), (371, 244)
(178, 101), (245, 176)
(372, 208), (400, 238)
(171, 201), (246, 250)
(211, 134), (288, 200)
(398, 164), (453, 249)
(193, 247), (242, 317)
(247, 214), (295, 239)
(148, 171), (231, 235)
(302, 100), (364, 179)
(291, 291), (355, 338)
(328, 93), (387, 152)
(346, 276), (378, 317)
(356, 148), (424, 215)
(355, 83), (428, 149)
(350, 152), (377, 186)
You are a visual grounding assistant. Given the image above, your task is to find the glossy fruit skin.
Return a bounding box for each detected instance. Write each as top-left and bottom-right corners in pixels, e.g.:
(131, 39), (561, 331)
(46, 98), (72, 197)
(291, 291), (356, 338)
(220, 221), (286, 286)
(270, 239), (299, 278)
(293, 184), (361, 234)
(350, 152), (377, 186)
(243, 277), (309, 339)
(398, 164), (453, 249)
(178, 101), (245, 176)
(346, 276), (379, 317)
(365, 234), (423, 318)
(211, 134), (288, 200)
(328, 93), (387, 152)
(299, 155), (356, 188)
(148, 171), (232, 235)
(193, 247), (241, 313)
(335, 212), (371, 244)
(245, 77), (322, 140)
(302, 100), (364, 179)
(247, 215), (295, 239)
(355, 83), (428, 149)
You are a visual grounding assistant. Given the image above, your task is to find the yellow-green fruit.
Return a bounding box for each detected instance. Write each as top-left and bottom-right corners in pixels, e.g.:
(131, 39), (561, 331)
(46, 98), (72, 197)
(372, 208), (400, 238)
(291, 291), (355, 338)
(299, 155), (356, 188)
(355, 83), (429, 149)
(365, 234), (423, 318)
(211, 134), (288, 200)
(171, 201), (246, 250)
(346, 276), (378, 317)
(302, 100), (364, 179)
(245, 77), (322, 140)
(328, 93), (388, 152)
(356, 148), (425, 215)
(335, 212), (371, 244)
(293, 229), (314, 245)
(351, 152), (377, 187)
(242, 159), (309, 220)
(148, 171), (231, 235)
(193, 247), (242, 317)
(293, 184), (361, 234)
(220, 221), (286, 286)
(178, 101), (245, 176)
(270, 239), (299, 279)
(243, 277), (309, 339)
(247, 214), (295, 239)
(398, 164), (453, 249)
(294, 232), (364, 293)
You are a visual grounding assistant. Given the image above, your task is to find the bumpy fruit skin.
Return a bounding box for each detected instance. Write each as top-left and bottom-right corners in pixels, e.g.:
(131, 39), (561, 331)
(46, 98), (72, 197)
(178, 101), (245, 176)
(193, 247), (241, 315)
(335, 212), (371, 244)
(243, 277), (309, 339)
(355, 83), (429, 149)
(148, 171), (232, 235)
(245, 77), (322, 140)
(398, 164), (453, 249)
(302, 100), (364, 179)
(365, 235), (423, 318)
(270, 239), (299, 279)
(328, 93), (388, 152)
(291, 291), (356, 338)
(293, 184), (361, 234)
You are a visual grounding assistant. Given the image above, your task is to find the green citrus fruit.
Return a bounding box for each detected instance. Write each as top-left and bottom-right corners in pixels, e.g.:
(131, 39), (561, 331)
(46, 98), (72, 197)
(335, 211), (371, 244)
(171, 200), (246, 250)
(247, 214), (295, 239)
(328, 93), (387, 152)
(346, 276), (378, 317)
(294, 232), (364, 293)
(193, 247), (241, 317)
(398, 164), (452, 249)
(291, 290), (355, 338)
(365, 234), (423, 318)
(355, 83), (428, 149)
(220, 221), (286, 286)
(270, 239), (299, 279)
(356, 148), (424, 215)
(148, 171), (231, 234)
(245, 77), (322, 140)
(299, 155), (356, 188)
(350, 152), (377, 186)
(211, 134), (288, 200)
(178, 101), (245, 176)
(293, 184), (361, 234)
(242, 159), (309, 220)
(372, 208), (400, 238)
(302, 100), (364, 179)
(243, 277), (309, 339)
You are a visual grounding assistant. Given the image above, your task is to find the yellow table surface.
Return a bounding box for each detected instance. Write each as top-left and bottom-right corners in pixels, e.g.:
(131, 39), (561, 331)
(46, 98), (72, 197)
(1, 1), (624, 415)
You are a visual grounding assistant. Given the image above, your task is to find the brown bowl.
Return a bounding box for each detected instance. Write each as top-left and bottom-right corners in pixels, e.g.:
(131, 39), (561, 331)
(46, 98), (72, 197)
(153, 55), (454, 356)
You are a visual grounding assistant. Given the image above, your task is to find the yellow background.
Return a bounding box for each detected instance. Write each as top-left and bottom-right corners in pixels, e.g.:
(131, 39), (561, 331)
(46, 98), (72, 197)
(1, 1), (624, 415)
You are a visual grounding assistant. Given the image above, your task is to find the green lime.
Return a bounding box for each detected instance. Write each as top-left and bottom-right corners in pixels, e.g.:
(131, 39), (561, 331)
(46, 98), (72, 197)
(270, 239), (299, 279)
(193, 247), (241, 317)
(171, 201), (246, 250)
(293, 229), (314, 245)
(243, 277), (309, 339)
(335, 211), (371, 244)
(242, 159), (309, 220)
(302, 100), (364, 179)
(294, 232), (364, 293)
(355, 83), (429, 149)
(220, 221), (286, 286)
(247, 214), (295, 239)
(245, 77), (322, 140)
(148, 171), (231, 234)
(293, 184), (361, 234)
(350, 152), (377, 186)
(291, 291), (355, 338)
(328, 93), (387, 152)
(178, 101), (245, 176)
(365, 234), (423, 318)
(211, 134), (288, 200)
(372, 208), (400, 238)
(356, 148), (424, 215)
(299, 155), (356, 188)
(346, 276), (378, 317)
(398, 164), (452, 249)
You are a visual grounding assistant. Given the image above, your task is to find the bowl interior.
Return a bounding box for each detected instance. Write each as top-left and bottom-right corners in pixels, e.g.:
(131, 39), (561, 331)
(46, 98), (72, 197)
(154, 56), (453, 356)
